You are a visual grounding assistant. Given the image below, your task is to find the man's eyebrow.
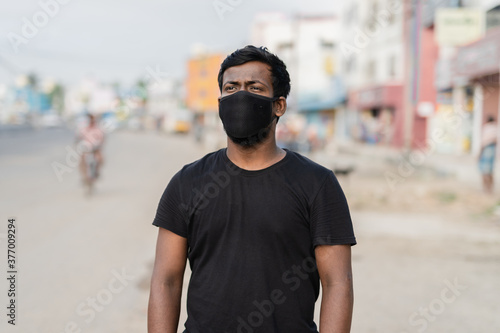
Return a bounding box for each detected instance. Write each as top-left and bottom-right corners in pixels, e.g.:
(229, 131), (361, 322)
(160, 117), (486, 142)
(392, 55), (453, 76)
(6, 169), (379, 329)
(223, 81), (240, 86)
(223, 79), (268, 87)
(246, 80), (265, 85)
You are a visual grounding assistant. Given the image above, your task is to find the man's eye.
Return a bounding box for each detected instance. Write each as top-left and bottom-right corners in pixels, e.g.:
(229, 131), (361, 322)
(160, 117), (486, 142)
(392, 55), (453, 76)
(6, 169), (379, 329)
(225, 86), (235, 91)
(250, 86), (261, 91)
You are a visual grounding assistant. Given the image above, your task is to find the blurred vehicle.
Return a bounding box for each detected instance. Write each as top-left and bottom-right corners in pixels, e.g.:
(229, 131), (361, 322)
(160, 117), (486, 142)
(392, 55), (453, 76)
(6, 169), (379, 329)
(83, 149), (98, 196)
(76, 114), (105, 196)
(164, 109), (192, 134)
(173, 119), (190, 133)
(40, 112), (63, 128)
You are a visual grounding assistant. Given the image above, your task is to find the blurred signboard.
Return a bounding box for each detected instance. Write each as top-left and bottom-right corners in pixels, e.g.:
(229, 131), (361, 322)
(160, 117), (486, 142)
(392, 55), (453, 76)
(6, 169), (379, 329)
(453, 27), (500, 81)
(348, 85), (403, 110)
(435, 8), (485, 46)
(423, 0), (460, 27)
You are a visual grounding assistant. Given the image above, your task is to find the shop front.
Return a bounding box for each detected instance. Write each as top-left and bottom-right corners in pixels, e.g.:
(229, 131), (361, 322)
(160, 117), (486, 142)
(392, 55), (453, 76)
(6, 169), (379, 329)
(432, 56), (470, 154)
(453, 26), (500, 155)
(295, 76), (348, 151)
(348, 84), (404, 147)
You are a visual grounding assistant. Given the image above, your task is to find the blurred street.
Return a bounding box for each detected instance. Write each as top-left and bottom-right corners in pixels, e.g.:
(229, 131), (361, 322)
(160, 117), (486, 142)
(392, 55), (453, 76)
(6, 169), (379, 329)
(2, 0), (500, 331)
(1, 127), (499, 332)
(0, 127), (205, 332)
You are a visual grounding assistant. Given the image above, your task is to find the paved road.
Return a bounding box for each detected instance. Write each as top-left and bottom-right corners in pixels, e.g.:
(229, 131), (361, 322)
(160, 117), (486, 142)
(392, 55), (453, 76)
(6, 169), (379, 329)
(1, 128), (206, 332)
(1, 128), (499, 332)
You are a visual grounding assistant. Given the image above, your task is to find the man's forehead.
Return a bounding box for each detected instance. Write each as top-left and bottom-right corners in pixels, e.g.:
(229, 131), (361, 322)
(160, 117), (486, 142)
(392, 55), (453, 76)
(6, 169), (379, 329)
(222, 61), (272, 84)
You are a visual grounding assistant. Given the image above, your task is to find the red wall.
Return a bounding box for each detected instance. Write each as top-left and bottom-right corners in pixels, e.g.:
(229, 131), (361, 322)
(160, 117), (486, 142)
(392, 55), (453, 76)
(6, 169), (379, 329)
(482, 80), (499, 123)
(412, 27), (439, 149)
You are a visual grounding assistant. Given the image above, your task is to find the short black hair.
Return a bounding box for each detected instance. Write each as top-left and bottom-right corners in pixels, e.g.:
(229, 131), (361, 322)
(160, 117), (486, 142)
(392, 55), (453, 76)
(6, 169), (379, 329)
(218, 45), (291, 98)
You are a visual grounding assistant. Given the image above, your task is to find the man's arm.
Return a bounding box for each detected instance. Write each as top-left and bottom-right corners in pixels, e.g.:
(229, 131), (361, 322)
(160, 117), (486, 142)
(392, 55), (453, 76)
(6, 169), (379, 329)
(148, 227), (188, 333)
(315, 244), (354, 333)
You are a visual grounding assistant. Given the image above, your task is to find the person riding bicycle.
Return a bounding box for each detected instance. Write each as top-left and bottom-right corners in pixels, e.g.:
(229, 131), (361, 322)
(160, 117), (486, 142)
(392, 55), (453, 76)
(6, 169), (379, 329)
(76, 113), (105, 185)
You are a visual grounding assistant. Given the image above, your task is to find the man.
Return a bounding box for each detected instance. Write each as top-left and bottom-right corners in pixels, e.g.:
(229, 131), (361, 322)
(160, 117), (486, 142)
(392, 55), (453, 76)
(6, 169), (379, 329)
(148, 46), (356, 333)
(479, 115), (497, 194)
(76, 113), (105, 184)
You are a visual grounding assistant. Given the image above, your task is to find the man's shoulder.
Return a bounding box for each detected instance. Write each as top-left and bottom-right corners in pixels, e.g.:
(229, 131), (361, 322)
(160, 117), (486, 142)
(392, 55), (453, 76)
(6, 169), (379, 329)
(176, 149), (225, 179)
(285, 150), (333, 178)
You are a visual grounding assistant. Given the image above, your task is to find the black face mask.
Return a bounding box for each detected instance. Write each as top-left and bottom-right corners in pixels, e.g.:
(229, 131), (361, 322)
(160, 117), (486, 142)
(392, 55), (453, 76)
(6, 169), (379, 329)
(219, 91), (279, 139)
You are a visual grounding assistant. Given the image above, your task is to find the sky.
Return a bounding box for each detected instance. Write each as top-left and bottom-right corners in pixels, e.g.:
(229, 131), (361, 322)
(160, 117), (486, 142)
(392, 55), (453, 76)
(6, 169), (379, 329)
(0, 0), (339, 87)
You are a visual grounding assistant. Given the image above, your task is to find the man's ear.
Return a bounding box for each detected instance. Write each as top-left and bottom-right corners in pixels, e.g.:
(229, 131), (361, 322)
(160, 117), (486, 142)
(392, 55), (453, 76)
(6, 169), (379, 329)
(274, 97), (287, 117)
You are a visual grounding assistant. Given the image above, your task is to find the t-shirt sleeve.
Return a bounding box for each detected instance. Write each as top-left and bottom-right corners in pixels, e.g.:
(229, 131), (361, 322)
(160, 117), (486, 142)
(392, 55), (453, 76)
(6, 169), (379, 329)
(152, 171), (188, 238)
(310, 171), (356, 247)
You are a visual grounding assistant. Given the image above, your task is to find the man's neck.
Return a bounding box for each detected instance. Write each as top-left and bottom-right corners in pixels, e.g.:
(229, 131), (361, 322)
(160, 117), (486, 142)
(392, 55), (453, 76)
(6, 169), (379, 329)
(226, 137), (286, 171)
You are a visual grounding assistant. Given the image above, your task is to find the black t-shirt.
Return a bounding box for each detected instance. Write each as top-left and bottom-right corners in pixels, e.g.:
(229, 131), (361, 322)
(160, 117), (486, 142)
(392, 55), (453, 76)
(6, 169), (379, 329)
(153, 148), (356, 333)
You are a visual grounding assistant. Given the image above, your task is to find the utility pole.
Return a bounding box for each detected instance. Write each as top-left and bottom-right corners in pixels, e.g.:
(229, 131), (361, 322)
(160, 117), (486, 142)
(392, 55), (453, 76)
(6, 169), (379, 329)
(403, 0), (422, 150)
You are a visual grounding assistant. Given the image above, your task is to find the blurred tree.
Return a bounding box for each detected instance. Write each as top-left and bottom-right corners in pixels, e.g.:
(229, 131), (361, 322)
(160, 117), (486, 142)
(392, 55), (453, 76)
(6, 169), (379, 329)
(112, 81), (121, 93)
(48, 84), (65, 114)
(27, 73), (39, 90)
(135, 79), (148, 104)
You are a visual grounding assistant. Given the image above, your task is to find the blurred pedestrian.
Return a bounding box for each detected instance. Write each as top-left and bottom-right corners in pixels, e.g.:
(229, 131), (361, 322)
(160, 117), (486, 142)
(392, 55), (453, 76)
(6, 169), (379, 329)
(479, 115), (497, 194)
(148, 46), (356, 333)
(76, 113), (105, 184)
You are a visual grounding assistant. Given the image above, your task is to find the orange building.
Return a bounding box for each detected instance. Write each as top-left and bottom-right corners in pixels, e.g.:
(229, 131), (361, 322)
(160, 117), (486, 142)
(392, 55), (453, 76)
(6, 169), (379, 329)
(186, 54), (225, 113)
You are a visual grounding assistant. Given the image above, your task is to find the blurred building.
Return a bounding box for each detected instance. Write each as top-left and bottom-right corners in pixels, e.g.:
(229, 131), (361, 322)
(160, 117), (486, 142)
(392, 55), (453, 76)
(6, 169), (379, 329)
(65, 78), (116, 117)
(340, 0), (406, 147)
(425, 0), (500, 155)
(0, 84), (6, 123)
(147, 78), (190, 133)
(251, 13), (347, 150)
(185, 51), (225, 142)
(338, 0), (500, 154)
(0, 75), (65, 126)
(0, 84), (22, 125)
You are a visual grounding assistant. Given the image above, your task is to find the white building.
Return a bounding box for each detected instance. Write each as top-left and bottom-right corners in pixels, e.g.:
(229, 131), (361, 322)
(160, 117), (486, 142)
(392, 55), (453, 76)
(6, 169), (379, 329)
(250, 13), (347, 149)
(339, 0), (406, 147)
(147, 78), (190, 133)
(65, 78), (117, 117)
(427, 0), (500, 155)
